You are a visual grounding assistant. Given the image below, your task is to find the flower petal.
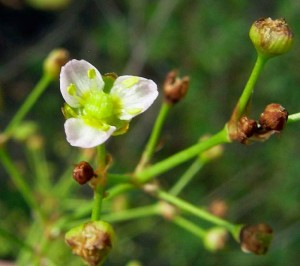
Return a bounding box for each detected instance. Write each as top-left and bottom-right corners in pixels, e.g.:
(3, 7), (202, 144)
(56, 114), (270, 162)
(110, 76), (158, 120)
(60, 59), (104, 108)
(64, 118), (116, 148)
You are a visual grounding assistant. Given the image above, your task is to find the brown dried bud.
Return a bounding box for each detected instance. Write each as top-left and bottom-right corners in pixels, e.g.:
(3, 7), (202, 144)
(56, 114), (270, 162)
(73, 161), (95, 185)
(239, 223), (273, 255)
(249, 18), (293, 58)
(234, 116), (258, 144)
(259, 103), (288, 131)
(163, 70), (190, 104)
(65, 221), (115, 266)
(208, 199), (228, 218)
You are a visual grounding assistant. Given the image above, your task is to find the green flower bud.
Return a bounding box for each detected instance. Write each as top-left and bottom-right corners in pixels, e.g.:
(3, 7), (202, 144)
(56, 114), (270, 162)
(65, 221), (115, 266)
(249, 17), (293, 58)
(203, 227), (228, 252)
(43, 48), (70, 79)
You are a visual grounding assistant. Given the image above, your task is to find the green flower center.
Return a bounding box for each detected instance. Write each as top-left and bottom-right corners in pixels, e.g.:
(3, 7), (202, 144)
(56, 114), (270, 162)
(81, 90), (122, 130)
(63, 68), (131, 134)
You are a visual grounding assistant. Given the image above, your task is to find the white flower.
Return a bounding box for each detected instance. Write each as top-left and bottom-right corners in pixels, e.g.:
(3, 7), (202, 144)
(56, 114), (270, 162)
(60, 59), (158, 148)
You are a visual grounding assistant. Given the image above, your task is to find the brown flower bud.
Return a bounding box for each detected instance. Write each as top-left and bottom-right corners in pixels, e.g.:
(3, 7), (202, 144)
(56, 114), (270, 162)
(249, 18), (293, 58)
(208, 199), (228, 218)
(73, 161), (95, 185)
(163, 70), (190, 104)
(259, 103), (288, 131)
(65, 221), (115, 266)
(234, 116), (258, 144)
(239, 223), (273, 255)
(43, 48), (70, 79)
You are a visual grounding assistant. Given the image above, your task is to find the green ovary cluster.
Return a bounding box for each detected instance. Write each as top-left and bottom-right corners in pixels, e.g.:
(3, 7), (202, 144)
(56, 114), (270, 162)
(82, 90), (122, 130)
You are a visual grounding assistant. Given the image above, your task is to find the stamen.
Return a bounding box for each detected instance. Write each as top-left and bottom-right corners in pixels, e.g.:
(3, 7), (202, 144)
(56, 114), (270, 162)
(88, 68), (97, 79)
(67, 83), (77, 96)
(121, 77), (139, 88)
(127, 108), (142, 115)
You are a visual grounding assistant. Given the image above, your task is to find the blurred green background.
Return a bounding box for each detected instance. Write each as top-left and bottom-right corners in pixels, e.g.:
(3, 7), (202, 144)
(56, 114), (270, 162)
(0, 0), (299, 265)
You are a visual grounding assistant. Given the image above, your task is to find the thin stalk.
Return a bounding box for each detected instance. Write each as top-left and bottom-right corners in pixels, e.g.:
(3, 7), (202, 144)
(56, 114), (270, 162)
(91, 144), (107, 221)
(4, 74), (52, 138)
(134, 127), (229, 183)
(156, 189), (236, 234)
(135, 102), (171, 172)
(105, 183), (135, 200)
(172, 216), (206, 238)
(0, 148), (43, 220)
(287, 113), (300, 124)
(26, 146), (51, 193)
(169, 159), (203, 196)
(102, 204), (159, 222)
(232, 55), (268, 120)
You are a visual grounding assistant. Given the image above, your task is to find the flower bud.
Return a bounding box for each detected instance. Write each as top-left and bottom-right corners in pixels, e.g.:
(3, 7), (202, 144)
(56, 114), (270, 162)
(73, 161), (95, 185)
(65, 221), (115, 266)
(234, 116), (258, 144)
(203, 227), (228, 252)
(259, 103), (288, 131)
(249, 17), (293, 58)
(239, 223), (273, 255)
(43, 48), (70, 79)
(163, 70), (190, 104)
(208, 199), (228, 218)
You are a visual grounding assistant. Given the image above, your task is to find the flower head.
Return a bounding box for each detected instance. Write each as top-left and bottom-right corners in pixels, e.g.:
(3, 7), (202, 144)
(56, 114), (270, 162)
(249, 17), (293, 58)
(65, 220), (115, 266)
(60, 60), (158, 148)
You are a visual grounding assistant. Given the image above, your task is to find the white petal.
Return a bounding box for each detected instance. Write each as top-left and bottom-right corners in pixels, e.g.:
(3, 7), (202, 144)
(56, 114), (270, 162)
(64, 118), (116, 148)
(110, 76), (158, 120)
(60, 59), (104, 108)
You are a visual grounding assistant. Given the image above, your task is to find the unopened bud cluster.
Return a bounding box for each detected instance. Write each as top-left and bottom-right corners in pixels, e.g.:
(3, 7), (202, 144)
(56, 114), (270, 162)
(249, 17), (293, 58)
(229, 103), (288, 144)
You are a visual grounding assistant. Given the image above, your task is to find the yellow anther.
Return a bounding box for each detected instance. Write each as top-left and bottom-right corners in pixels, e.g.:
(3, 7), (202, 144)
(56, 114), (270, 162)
(121, 77), (139, 88)
(127, 108), (142, 115)
(67, 83), (77, 96)
(88, 68), (97, 79)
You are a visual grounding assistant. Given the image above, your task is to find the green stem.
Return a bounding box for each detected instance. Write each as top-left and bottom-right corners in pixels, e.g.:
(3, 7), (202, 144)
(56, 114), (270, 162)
(107, 173), (132, 185)
(172, 216), (206, 238)
(135, 102), (171, 172)
(91, 144), (107, 221)
(102, 204), (159, 222)
(234, 55), (268, 120)
(91, 183), (105, 221)
(287, 113), (300, 124)
(105, 183), (135, 200)
(3, 74), (52, 138)
(156, 189), (236, 233)
(0, 148), (43, 220)
(169, 159), (203, 196)
(134, 127), (229, 183)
